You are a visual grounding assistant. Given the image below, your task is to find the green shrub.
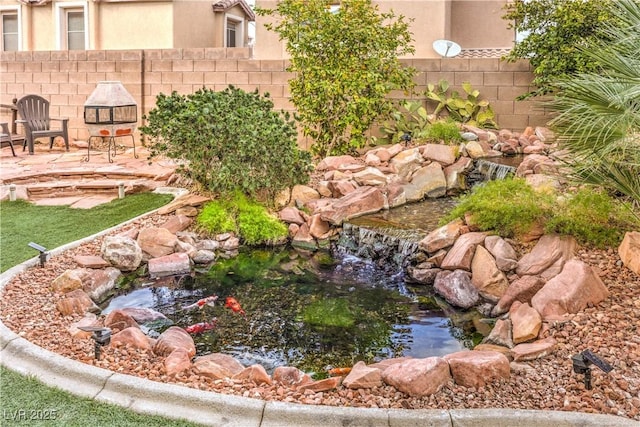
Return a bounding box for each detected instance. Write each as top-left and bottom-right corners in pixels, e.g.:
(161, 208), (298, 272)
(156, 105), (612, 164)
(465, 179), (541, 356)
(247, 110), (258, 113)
(196, 193), (288, 246)
(425, 80), (498, 129)
(442, 178), (554, 238)
(545, 187), (637, 248)
(425, 119), (463, 144)
(375, 100), (432, 144)
(140, 86), (312, 204)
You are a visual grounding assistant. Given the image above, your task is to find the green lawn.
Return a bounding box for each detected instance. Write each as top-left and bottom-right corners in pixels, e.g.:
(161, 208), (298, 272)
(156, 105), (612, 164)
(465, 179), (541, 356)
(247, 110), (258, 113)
(0, 193), (172, 272)
(0, 193), (205, 426)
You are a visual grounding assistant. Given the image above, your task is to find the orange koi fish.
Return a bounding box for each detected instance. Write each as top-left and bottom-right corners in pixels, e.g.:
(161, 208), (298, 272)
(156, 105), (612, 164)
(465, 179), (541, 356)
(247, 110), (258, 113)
(328, 367), (352, 376)
(225, 296), (246, 316)
(182, 295), (218, 311)
(185, 318), (217, 334)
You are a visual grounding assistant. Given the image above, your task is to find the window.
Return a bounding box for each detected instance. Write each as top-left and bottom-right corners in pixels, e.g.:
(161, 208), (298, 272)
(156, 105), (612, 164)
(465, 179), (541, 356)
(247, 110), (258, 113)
(225, 15), (243, 48)
(1, 9), (19, 51)
(55, 2), (88, 50)
(226, 20), (237, 47)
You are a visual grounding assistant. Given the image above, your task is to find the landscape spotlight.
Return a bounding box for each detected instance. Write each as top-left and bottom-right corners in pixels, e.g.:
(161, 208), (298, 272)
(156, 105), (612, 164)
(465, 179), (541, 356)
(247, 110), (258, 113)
(78, 326), (112, 360)
(571, 349), (613, 390)
(28, 242), (48, 267)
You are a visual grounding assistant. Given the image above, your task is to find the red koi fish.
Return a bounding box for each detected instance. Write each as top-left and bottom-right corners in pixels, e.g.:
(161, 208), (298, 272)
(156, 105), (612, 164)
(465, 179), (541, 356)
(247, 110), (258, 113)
(225, 296), (246, 316)
(182, 295), (218, 311)
(328, 367), (352, 376)
(185, 318), (217, 334)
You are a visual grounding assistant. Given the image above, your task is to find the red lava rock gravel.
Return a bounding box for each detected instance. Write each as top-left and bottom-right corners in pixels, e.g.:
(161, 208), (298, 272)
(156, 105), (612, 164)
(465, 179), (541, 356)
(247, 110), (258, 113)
(1, 214), (639, 421)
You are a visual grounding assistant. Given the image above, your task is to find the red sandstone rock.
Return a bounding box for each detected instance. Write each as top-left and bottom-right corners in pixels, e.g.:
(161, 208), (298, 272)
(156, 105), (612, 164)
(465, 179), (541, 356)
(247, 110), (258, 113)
(492, 275), (546, 316)
(56, 289), (99, 316)
(233, 364), (273, 385)
(104, 309), (140, 333)
(160, 215), (193, 234)
(320, 186), (386, 225)
(512, 337), (556, 361)
(272, 366), (313, 387)
(618, 231), (640, 275)
(147, 252), (191, 278)
(308, 214), (331, 239)
(440, 232), (487, 271)
(421, 143), (457, 166)
(68, 313), (100, 339)
(73, 255), (110, 269)
(51, 269), (83, 293)
(343, 361), (383, 389)
(444, 350), (510, 388)
(153, 326), (196, 358)
(297, 376), (342, 392)
(471, 245), (509, 302)
(509, 302), (542, 344)
(137, 227), (178, 258)
(279, 207), (306, 225)
(483, 318), (514, 349)
(516, 234), (576, 279)
(434, 269), (480, 309)
(195, 353), (244, 375)
(381, 357), (451, 397)
(164, 348), (192, 376)
(418, 219), (464, 254)
(328, 180), (358, 198)
(111, 326), (152, 351)
(315, 155), (358, 171)
(473, 343), (513, 360)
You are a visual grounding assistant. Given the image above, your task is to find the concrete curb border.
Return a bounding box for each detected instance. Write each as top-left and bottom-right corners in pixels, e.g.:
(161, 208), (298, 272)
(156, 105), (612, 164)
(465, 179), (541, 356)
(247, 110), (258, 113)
(1, 196), (637, 426)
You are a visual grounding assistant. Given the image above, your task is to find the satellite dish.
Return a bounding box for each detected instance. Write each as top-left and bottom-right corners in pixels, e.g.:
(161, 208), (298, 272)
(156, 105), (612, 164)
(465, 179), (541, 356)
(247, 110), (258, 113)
(432, 39), (461, 58)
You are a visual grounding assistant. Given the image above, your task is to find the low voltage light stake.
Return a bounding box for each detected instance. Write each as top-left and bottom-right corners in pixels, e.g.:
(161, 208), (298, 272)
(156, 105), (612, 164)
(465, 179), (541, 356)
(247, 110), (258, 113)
(571, 349), (613, 390)
(78, 326), (112, 360)
(27, 242), (48, 267)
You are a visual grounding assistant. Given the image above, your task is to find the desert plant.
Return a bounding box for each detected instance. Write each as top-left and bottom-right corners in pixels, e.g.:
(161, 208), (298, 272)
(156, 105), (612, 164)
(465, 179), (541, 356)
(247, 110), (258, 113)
(140, 86), (312, 204)
(425, 80), (498, 129)
(257, 0), (416, 157)
(375, 100), (432, 144)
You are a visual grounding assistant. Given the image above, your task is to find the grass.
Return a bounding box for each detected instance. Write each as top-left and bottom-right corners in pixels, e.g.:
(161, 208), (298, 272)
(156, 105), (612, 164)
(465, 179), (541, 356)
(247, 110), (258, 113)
(0, 192), (206, 426)
(0, 193), (172, 272)
(0, 366), (203, 427)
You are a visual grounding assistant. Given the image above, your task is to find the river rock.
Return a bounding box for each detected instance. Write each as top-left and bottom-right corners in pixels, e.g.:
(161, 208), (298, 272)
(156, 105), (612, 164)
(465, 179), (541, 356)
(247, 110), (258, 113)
(471, 245), (509, 302)
(234, 364), (273, 385)
(381, 357), (451, 397)
(510, 301), (542, 344)
(516, 234), (576, 279)
(434, 269), (480, 309)
(320, 186), (386, 225)
(101, 235), (143, 271)
(441, 232), (487, 271)
(138, 227), (179, 258)
(343, 361), (383, 389)
(484, 235), (518, 272)
(154, 326), (196, 358)
(492, 275), (546, 316)
(444, 350), (510, 388)
(531, 259), (609, 319)
(164, 348), (192, 376)
(618, 231), (640, 275)
(418, 219), (464, 254)
(110, 326), (152, 351)
(148, 252), (191, 278)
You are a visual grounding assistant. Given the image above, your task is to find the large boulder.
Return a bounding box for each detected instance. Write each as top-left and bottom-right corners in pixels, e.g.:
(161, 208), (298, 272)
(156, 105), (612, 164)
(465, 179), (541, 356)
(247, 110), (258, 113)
(320, 186), (386, 225)
(164, 348), (192, 376)
(390, 148), (422, 179)
(381, 357), (451, 397)
(316, 155), (359, 171)
(137, 227), (179, 258)
(443, 351), (510, 389)
(101, 235), (143, 271)
(516, 234), (576, 279)
(421, 143), (457, 166)
(531, 259), (609, 319)
(409, 162), (447, 199)
(51, 269), (83, 293)
(153, 326), (196, 358)
(418, 219), (464, 254)
(81, 267), (122, 303)
(440, 232), (487, 271)
(492, 275), (546, 316)
(512, 337), (556, 361)
(434, 270), (480, 309)
(147, 252), (192, 278)
(470, 245), (509, 302)
(343, 361), (383, 389)
(56, 289), (100, 316)
(484, 235), (518, 272)
(352, 167), (388, 186)
(618, 231), (640, 275)
(110, 326), (152, 351)
(509, 302), (542, 344)
(233, 365), (272, 385)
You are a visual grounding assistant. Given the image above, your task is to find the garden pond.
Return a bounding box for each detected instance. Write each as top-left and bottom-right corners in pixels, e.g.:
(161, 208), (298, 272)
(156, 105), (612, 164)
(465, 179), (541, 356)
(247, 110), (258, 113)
(104, 197), (491, 377)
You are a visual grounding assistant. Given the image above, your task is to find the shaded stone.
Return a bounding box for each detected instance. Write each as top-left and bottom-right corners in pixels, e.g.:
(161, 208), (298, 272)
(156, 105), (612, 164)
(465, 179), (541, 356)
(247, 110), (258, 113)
(516, 234), (576, 279)
(434, 269), (479, 309)
(384, 183), (406, 208)
(233, 364), (273, 385)
(290, 184), (320, 208)
(111, 326), (152, 351)
(619, 231), (640, 275)
(531, 259), (610, 319)
(484, 235), (518, 272)
(220, 236), (240, 251)
(418, 219), (464, 254)
(409, 162), (447, 199)
(444, 350), (510, 389)
(292, 223), (317, 251)
(154, 326), (196, 358)
(482, 318), (514, 349)
(192, 249), (216, 265)
(101, 235), (143, 271)
(381, 357), (451, 397)
(308, 214), (331, 239)
(51, 269), (83, 294)
(196, 239), (220, 251)
(512, 337), (556, 361)
(272, 366), (313, 387)
(56, 289), (100, 316)
(320, 186), (386, 225)
(73, 255), (110, 269)
(492, 275), (546, 316)
(297, 376), (342, 392)
(164, 348), (192, 376)
(138, 227), (178, 258)
(160, 215), (193, 234)
(444, 157), (473, 193)
(421, 143), (457, 166)
(407, 265), (440, 285)
(148, 252), (191, 278)
(343, 361), (383, 389)
(104, 309), (140, 332)
(510, 302), (542, 344)
(471, 245), (509, 302)
(441, 232), (487, 271)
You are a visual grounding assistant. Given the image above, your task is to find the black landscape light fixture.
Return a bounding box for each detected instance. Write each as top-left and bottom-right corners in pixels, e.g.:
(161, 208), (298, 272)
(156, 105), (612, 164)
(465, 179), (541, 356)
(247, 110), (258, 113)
(571, 349), (613, 390)
(401, 131), (412, 146)
(28, 242), (48, 267)
(78, 326), (112, 360)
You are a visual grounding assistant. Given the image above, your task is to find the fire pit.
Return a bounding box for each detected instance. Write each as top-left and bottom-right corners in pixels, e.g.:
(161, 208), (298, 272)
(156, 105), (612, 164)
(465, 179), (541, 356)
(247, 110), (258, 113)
(84, 81), (138, 163)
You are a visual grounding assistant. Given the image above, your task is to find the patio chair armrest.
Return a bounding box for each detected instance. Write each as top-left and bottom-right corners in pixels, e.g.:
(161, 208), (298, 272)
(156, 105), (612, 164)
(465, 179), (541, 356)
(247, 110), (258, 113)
(50, 117), (69, 122)
(15, 119), (26, 124)
(0, 122), (9, 136)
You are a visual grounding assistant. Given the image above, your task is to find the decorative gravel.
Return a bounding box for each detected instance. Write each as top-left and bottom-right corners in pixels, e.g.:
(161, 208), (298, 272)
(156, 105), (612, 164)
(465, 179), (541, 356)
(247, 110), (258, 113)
(1, 213), (639, 421)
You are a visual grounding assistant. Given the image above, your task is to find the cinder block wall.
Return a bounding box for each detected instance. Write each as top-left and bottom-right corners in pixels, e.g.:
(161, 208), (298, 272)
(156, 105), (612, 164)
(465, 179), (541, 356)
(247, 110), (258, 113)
(0, 48), (548, 146)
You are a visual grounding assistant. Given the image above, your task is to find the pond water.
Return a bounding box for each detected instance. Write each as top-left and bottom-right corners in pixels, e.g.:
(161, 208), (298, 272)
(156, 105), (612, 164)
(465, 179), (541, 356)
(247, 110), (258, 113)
(104, 199), (489, 376)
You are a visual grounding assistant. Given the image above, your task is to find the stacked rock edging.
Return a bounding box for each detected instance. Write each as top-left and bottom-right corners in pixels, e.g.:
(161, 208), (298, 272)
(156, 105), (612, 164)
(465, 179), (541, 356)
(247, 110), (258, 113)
(12, 125), (640, 403)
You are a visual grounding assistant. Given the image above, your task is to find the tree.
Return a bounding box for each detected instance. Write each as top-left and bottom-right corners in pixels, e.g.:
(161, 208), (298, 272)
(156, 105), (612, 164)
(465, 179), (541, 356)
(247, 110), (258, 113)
(502, 0), (617, 98)
(546, 0), (640, 208)
(257, 0), (416, 157)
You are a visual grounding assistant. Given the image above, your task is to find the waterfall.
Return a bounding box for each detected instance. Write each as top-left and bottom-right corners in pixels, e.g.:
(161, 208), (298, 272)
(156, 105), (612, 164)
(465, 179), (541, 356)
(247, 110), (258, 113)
(474, 159), (516, 180)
